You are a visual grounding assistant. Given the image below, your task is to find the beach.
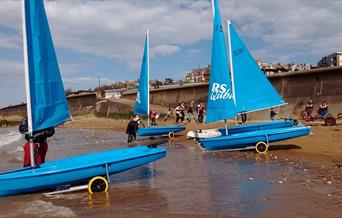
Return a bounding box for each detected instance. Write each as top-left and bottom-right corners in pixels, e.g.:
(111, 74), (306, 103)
(0, 117), (341, 217)
(63, 115), (342, 156)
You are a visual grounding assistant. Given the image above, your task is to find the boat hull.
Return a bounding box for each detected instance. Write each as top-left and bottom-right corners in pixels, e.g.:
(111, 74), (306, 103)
(137, 125), (186, 136)
(199, 126), (310, 151)
(187, 120), (296, 139)
(187, 129), (222, 139)
(218, 119), (296, 135)
(0, 146), (166, 196)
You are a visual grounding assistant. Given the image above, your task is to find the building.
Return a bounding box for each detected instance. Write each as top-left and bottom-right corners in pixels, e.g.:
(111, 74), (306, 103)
(104, 88), (127, 99)
(317, 52), (342, 68)
(256, 60), (311, 75)
(256, 60), (288, 75)
(185, 64), (210, 83)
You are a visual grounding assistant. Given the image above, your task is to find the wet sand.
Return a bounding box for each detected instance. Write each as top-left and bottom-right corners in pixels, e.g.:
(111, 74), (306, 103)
(64, 116), (342, 157)
(0, 119), (341, 217)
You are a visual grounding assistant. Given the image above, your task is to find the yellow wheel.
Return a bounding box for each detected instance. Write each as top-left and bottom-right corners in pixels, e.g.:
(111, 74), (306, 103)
(255, 141), (269, 154)
(88, 176), (108, 194)
(168, 132), (175, 139)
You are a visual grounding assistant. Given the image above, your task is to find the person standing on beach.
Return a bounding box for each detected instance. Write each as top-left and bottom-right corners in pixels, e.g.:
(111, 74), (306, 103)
(197, 103), (206, 123)
(187, 103), (195, 123)
(126, 117), (139, 142)
(19, 117), (54, 167)
(150, 110), (158, 125)
(180, 102), (186, 122)
(241, 113), (247, 124)
(175, 104), (182, 123)
(270, 108), (277, 121)
(164, 107), (172, 121)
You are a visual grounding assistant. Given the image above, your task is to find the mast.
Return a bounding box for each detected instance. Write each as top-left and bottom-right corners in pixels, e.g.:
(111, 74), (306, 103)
(21, 0), (35, 167)
(227, 20), (236, 106)
(211, 0), (215, 16)
(227, 20), (238, 127)
(146, 29), (150, 127)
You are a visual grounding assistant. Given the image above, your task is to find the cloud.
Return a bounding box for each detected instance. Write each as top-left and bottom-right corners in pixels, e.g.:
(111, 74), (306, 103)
(29, 0), (211, 70)
(0, 1), (21, 31)
(59, 63), (82, 76)
(62, 76), (112, 89)
(219, 1), (342, 63)
(151, 44), (180, 57)
(1, 0), (342, 66)
(0, 59), (24, 83)
(0, 33), (21, 50)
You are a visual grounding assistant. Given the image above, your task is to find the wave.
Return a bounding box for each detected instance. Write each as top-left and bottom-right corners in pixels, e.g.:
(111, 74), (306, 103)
(0, 130), (22, 147)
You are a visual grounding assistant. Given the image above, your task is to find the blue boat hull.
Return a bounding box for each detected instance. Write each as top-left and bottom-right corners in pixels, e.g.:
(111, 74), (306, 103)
(0, 146), (166, 196)
(199, 126), (310, 151)
(218, 119), (296, 135)
(137, 125), (186, 136)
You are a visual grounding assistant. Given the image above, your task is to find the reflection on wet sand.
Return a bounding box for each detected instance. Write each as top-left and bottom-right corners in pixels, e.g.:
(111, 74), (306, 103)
(0, 128), (341, 217)
(203, 152), (276, 217)
(88, 192), (110, 208)
(43, 186), (168, 217)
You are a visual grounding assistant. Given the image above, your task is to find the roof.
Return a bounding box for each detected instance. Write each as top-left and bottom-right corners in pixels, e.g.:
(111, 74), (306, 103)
(104, 88), (127, 93)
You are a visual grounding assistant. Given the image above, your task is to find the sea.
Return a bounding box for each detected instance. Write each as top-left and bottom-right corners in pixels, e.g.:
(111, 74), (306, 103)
(0, 127), (341, 217)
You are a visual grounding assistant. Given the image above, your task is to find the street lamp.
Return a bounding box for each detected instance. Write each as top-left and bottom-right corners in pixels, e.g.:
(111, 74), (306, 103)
(98, 73), (101, 91)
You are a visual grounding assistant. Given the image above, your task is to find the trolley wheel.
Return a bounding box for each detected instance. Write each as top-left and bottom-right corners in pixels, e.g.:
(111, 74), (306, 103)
(168, 132), (175, 139)
(88, 176), (108, 194)
(255, 141), (269, 154)
(324, 114), (336, 126)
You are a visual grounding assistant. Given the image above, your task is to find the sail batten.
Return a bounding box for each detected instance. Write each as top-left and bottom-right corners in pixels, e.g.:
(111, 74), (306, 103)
(134, 31), (149, 116)
(205, 0), (237, 124)
(22, 0), (70, 132)
(228, 21), (285, 113)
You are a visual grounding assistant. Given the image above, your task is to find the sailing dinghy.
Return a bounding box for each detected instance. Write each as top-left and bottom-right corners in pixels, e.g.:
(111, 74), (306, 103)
(187, 0), (301, 139)
(196, 0), (310, 152)
(134, 31), (185, 139)
(0, 0), (166, 197)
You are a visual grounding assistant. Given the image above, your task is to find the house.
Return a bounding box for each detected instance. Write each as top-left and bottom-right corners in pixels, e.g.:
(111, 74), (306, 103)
(104, 88), (127, 99)
(185, 64), (211, 83)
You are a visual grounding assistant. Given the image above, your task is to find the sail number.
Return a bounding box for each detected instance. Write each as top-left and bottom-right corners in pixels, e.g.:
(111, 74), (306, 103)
(233, 47), (245, 56)
(215, 24), (223, 32)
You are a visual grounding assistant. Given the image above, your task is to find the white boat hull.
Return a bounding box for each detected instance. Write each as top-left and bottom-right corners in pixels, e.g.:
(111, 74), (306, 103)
(187, 129), (222, 139)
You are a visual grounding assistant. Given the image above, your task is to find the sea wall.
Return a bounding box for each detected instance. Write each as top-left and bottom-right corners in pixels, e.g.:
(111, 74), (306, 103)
(0, 93), (97, 118)
(2, 67), (341, 121)
(123, 66), (342, 119)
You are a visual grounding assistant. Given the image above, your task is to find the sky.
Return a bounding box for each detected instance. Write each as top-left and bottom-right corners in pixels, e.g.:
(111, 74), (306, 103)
(0, 0), (341, 108)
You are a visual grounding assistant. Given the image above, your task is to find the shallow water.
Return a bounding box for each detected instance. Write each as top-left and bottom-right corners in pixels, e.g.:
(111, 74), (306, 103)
(0, 128), (341, 217)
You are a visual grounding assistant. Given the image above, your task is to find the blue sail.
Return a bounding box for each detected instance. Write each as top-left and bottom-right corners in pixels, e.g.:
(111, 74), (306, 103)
(134, 31), (149, 116)
(228, 21), (285, 113)
(23, 0), (70, 132)
(205, 0), (237, 123)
